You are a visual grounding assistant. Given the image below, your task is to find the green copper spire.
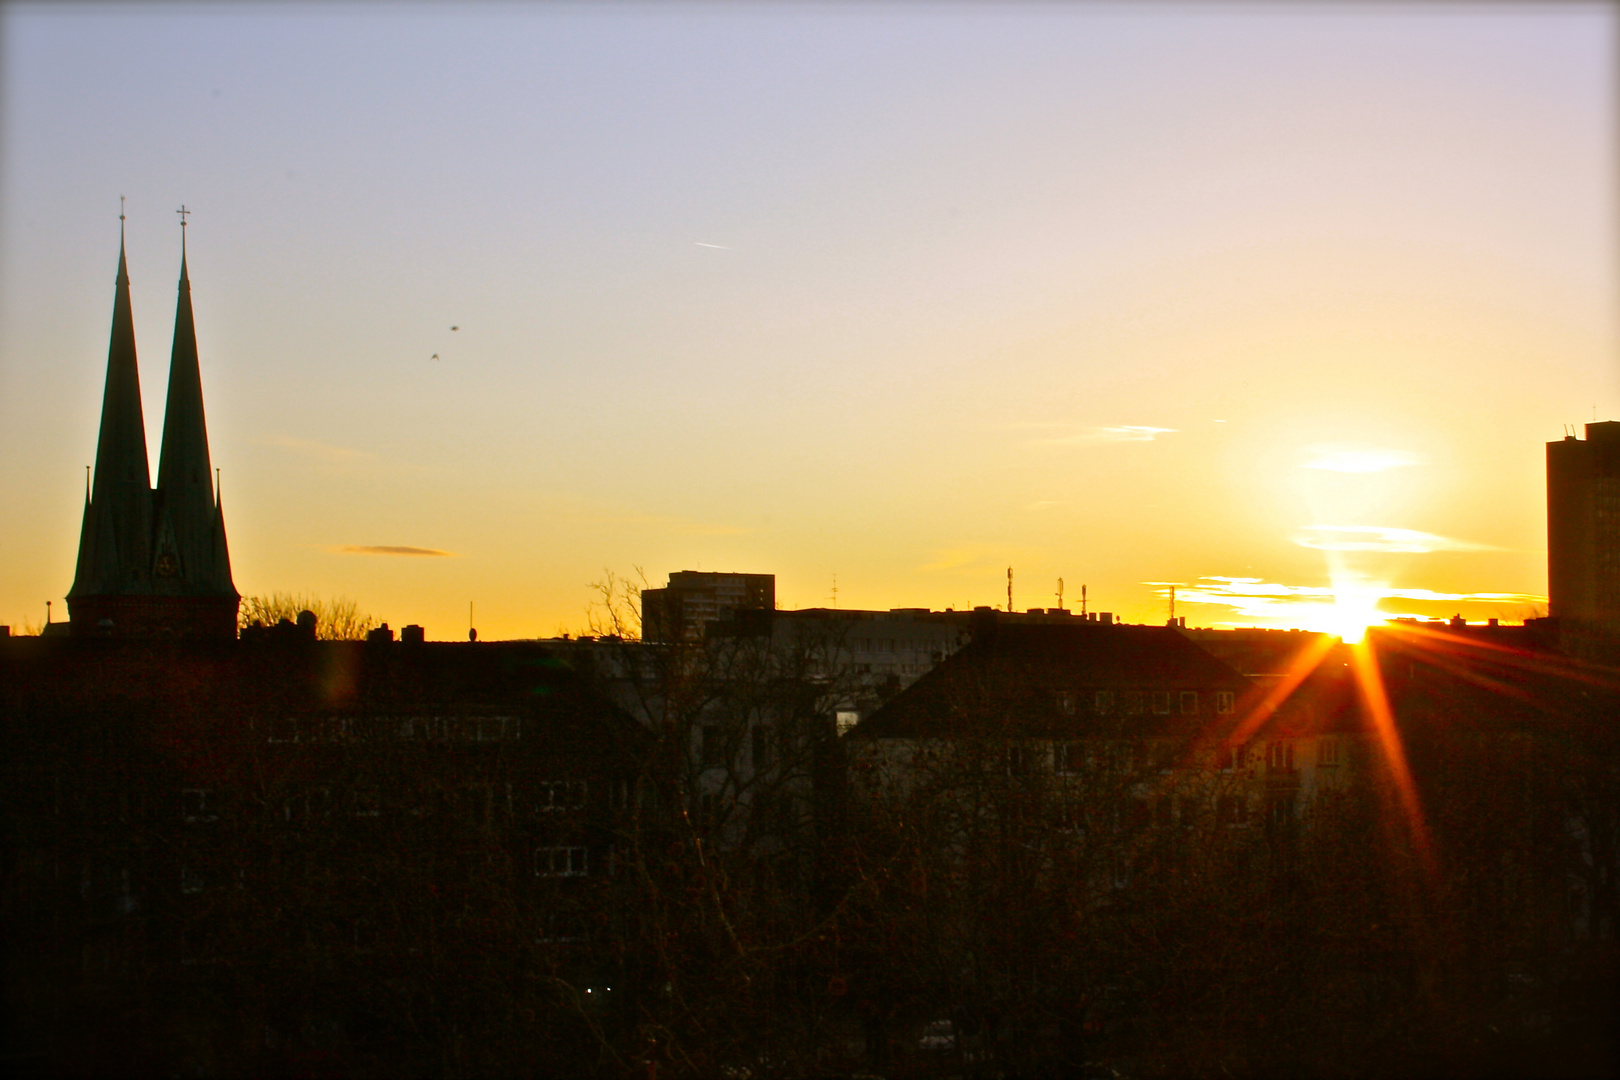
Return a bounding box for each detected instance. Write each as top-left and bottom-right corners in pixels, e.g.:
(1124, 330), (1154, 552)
(68, 211), (153, 601)
(153, 208), (237, 600)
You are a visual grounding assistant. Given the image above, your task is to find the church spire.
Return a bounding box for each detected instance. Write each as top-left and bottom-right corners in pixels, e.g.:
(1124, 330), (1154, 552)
(153, 206), (237, 604)
(68, 208), (238, 637)
(93, 207), (151, 495)
(156, 211), (210, 496)
(68, 206), (153, 604)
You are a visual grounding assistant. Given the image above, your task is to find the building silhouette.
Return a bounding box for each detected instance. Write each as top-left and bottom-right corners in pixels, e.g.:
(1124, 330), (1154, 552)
(1547, 420), (1620, 630)
(640, 570), (775, 642)
(66, 223), (238, 638)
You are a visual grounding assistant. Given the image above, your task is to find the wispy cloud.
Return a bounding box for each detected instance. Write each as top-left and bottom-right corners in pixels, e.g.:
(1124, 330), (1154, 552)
(1300, 445), (1424, 473)
(335, 545), (454, 557)
(1149, 576), (1543, 623)
(1293, 525), (1496, 554)
(1038, 425), (1177, 446)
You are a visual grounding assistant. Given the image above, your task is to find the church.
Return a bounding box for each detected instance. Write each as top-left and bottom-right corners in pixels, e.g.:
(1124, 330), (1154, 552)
(65, 212), (238, 638)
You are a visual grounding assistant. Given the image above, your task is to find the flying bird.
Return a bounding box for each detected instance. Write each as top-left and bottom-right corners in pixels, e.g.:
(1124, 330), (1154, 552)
(431, 353), (439, 361)
(450, 325), (460, 331)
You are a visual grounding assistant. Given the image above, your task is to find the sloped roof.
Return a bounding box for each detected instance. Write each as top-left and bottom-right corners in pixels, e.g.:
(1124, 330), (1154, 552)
(851, 621), (1250, 740)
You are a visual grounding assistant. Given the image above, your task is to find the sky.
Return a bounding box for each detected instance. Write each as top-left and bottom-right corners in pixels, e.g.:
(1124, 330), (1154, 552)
(1, 2), (1615, 640)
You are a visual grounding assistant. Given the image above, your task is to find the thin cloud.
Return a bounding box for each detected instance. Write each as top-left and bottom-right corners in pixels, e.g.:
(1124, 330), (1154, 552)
(1293, 525), (1496, 554)
(336, 545), (454, 557)
(1153, 576), (1543, 622)
(694, 242), (731, 249)
(1301, 446), (1424, 473)
(1039, 425), (1177, 446)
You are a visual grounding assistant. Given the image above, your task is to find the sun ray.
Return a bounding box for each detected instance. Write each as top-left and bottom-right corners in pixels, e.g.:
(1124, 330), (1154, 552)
(1349, 636), (1438, 883)
(1222, 631), (1340, 748)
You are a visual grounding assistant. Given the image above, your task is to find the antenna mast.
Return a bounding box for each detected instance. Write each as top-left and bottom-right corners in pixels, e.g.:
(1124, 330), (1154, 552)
(1081, 584), (1087, 617)
(1007, 566), (1013, 612)
(1056, 577), (1064, 611)
(1169, 584), (1176, 625)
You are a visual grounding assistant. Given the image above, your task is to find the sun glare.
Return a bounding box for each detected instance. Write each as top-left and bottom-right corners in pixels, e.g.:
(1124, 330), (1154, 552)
(1326, 584), (1387, 644)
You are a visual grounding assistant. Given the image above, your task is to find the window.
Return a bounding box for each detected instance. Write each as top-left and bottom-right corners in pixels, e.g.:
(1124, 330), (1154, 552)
(835, 711), (860, 736)
(696, 791), (727, 828)
(1218, 744), (1241, 771)
(538, 910), (588, 944)
(180, 865), (205, 895)
(1318, 739), (1340, 766)
(1268, 742), (1296, 772)
(1215, 691), (1235, 715)
(1006, 743), (1029, 774)
(607, 778), (632, 812)
(1151, 691), (1172, 715)
(1058, 691), (1077, 716)
(352, 790), (382, 817)
(1180, 691), (1199, 716)
(1217, 795), (1248, 826)
(1094, 690), (1115, 715)
(1123, 691), (1145, 715)
(1058, 797), (1087, 833)
(181, 788), (217, 823)
(752, 724), (775, 771)
(535, 846), (588, 877)
(1174, 796), (1193, 829)
(700, 725), (726, 768)
(536, 780), (587, 812)
(1270, 796), (1295, 827)
(1054, 741), (1086, 775)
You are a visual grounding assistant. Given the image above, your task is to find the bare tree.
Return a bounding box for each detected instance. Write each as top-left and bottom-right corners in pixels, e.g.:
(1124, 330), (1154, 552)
(584, 567), (647, 640)
(238, 593), (379, 640)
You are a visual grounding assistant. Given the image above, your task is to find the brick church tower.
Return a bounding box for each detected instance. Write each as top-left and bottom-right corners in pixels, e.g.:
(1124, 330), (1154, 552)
(66, 212), (239, 638)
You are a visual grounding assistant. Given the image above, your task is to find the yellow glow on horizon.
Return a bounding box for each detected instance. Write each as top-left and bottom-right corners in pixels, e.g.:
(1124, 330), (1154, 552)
(1323, 577), (1388, 645)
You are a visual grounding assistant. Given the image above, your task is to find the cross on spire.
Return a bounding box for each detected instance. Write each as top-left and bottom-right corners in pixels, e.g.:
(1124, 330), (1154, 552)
(176, 204), (189, 228)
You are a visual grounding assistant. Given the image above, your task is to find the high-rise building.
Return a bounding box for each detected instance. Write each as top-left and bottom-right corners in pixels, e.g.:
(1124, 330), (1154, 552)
(65, 219), (238, 637)
(1546, 421), (1620, 628)
(640, 571), (775, 642)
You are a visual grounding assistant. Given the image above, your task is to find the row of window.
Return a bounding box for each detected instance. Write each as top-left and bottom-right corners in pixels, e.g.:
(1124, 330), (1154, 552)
(175, 845), (600, 897)
(699, 723), (791, 770)
(1043, 792), (1266, 832)
(1060, 690), (1236, 717)
(1024, 737), (1344, 777)
(264, 715), (524, 744)
(180, 780), (628, 824)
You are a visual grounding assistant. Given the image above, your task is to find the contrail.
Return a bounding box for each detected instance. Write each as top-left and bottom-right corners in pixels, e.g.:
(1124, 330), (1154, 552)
(694, 242), (730, 249)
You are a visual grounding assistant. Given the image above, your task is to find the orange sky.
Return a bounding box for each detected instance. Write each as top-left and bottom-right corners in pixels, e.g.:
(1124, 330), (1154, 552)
(2, 5), (1615, 639)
